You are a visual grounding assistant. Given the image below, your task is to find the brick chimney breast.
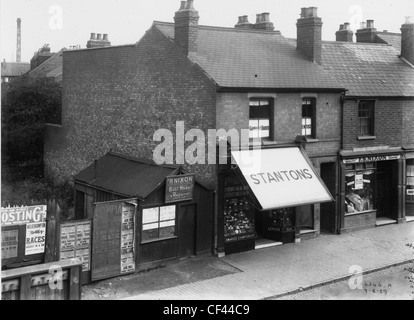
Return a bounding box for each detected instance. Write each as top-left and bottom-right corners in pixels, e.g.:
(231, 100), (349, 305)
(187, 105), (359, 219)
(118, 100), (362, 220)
(401, 16), (414, 65)
(253, 12), (275, 31)
(336, 22), (353, 42)
(356, 20), (377, 43)
(86, 33), (111, 48)
(174, 0), (199, 55)
(297, 7), (323, 64)
(235, 15), (253, 29)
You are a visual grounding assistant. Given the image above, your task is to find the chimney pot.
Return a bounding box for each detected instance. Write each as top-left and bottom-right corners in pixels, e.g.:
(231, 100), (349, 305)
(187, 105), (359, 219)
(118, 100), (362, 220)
(103, 34), (108, 41)
(186, 0), (194, 10)
(179, 1), (186, 10)
(262, 13), (270, 22)
(344, 22), (350, 30)
(243, 15), (249, 23)
(308, 7), (318, 18)
(405, 16), (414, 24)
(237, 16), (244, 24)
(90, 33), (96, 40)
(360, 21), (367, 29)
(97, 33), (102, 40)
(339, 24), (344, 31)
(300, 8), (308, 18)
(366, 20), (374, 28)
(256, 14), (262, 23)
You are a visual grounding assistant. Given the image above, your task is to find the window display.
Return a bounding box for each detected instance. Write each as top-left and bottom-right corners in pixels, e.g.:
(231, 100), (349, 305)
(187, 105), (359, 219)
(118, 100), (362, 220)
(224, 196), (256, 242)
(345, 163), (376, 214)
(407, 161), (414, 201)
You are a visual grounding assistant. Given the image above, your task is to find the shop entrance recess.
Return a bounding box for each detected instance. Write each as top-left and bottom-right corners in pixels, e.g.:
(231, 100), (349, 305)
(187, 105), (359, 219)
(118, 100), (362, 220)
(376, 161), (398, 225)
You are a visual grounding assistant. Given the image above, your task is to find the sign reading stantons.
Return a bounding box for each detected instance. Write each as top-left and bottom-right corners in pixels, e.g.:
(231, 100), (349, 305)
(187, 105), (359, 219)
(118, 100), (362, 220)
(165, 174), (195, 204)
(231, 147), (333, 210)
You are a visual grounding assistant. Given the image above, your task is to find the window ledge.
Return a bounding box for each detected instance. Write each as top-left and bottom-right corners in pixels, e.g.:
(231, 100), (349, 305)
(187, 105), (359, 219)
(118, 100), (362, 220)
(357, 136), (376, 141)
(294, 135), (319, 143)
(141, 236), (177, 245)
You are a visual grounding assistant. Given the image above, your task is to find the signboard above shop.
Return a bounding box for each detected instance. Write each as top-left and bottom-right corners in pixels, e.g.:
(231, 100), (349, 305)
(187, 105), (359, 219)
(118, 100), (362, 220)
(231, 147), (333, 210)
(165, 174), (195, 203)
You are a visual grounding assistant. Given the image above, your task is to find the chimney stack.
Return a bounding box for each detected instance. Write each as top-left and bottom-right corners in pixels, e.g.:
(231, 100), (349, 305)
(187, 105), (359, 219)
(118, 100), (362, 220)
(335, 22), (353, 42)
(356, 19), (377, 43)
(16, 18), (21, 62)
(86, 33), (111, 48)
(235, 15), (253, 29)
(174, 0), (199, 55)
(401, 16), (414, 65)
(297, 7), (323, 64)
(253, 12), (275, 31)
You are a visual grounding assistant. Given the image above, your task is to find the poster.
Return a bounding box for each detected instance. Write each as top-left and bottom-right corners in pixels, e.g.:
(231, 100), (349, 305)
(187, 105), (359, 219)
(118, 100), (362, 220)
(60, 220), (91, 271)
(120, 204), (135, 274)
(354, 174), (364, 190)
(25, 222), (46, 255)
(1, 205), (46, 226)
(1, 230), (18, 259)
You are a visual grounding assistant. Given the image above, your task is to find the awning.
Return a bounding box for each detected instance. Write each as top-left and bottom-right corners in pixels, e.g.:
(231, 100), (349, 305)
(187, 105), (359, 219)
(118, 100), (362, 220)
(231, 146), (333, 210)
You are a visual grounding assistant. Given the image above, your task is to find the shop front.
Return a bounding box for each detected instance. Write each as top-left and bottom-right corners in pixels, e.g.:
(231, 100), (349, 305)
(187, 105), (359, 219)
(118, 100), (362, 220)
(218, 145), (334, 255)
(404, 146), (414, 221)
(339, 149), (405, 232)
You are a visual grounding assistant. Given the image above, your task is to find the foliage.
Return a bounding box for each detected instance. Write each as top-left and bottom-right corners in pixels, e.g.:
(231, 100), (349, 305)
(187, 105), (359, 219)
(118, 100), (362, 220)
(1, 76), (62, 165)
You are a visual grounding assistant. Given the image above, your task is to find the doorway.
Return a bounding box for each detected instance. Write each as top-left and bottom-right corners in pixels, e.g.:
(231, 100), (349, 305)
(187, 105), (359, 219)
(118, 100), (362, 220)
(178, 204), (196, 258)
(320, 162), (337, 234)
(376, 161), (398, 221)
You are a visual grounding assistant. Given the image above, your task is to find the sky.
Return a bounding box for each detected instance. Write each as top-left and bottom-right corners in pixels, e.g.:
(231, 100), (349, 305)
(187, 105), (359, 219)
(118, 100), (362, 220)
(1, 0), (413, 62)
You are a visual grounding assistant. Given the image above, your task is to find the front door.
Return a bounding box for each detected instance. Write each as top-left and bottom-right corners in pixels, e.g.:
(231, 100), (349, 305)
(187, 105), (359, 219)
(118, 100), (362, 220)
(178, 204), (196, 258)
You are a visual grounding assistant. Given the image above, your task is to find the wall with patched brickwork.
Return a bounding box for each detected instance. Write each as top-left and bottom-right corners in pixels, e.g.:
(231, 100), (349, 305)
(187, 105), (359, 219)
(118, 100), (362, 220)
(44, 25), (217, 187)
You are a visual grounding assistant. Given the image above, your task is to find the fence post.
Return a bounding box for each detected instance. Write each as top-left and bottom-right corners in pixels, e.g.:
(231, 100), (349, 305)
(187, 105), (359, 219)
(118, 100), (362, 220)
(45, 199), (61, 263)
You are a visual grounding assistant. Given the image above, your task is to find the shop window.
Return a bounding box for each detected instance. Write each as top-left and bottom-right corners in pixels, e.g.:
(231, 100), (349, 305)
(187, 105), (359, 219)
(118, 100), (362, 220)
(302, 98), (316, 138)
(407, 160), (414, 201)
(141, 205), (176, 242)
(249, 99), (272, 140)
(358, 100), (375, 136)
(224, 196), (256, 242)
(345, 163), (376, 215)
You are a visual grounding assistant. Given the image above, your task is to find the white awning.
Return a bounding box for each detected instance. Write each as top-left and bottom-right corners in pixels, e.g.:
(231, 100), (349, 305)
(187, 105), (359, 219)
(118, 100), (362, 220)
(231, 146), (333, 210)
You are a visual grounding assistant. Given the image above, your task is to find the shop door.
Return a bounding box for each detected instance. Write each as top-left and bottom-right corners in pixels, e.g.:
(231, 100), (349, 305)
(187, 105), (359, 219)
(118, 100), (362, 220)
(376, 161), (398, 219)
(178, 204), (196, 258)
(320, 163), (337, 234)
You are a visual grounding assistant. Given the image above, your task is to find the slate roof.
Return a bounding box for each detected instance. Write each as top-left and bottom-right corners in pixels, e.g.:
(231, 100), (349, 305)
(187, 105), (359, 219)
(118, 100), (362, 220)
(74, 152), (180, 198)
(1, 62), (30, 77)
(375, 32), (401, 50)
(28, 50), (63, 80)
(321, 41), (414, 97)
(154, 22), (344, 90)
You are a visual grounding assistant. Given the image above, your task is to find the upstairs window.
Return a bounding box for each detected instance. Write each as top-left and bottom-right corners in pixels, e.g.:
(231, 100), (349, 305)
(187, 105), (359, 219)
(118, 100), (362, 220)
(358, 100), (375, 136)
(249, 99), (271, 139)
(302, 98), (316, 138)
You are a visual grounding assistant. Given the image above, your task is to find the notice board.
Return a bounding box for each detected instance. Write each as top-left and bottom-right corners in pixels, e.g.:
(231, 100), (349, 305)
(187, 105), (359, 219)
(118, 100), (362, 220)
(59, 220), (91, 272)
(1, 205), (47, 267)
(92, 200), (136, 281)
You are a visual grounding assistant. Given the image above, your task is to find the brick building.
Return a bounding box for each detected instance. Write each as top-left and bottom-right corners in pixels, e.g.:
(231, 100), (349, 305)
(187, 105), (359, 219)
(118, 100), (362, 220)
(320, 18), (414, 232)
(45, 1), (413, 256)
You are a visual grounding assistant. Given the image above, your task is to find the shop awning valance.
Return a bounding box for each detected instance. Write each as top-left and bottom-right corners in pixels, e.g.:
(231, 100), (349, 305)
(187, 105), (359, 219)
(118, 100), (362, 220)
(231, 146), (333, 211)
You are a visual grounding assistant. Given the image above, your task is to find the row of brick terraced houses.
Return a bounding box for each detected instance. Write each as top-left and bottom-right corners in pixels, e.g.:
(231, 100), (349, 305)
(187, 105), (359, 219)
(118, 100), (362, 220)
(43, 1), (414, 270)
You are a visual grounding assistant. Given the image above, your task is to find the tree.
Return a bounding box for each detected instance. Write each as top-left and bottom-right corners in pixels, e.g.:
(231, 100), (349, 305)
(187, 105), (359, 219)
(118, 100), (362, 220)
(1, 76), (62, 170)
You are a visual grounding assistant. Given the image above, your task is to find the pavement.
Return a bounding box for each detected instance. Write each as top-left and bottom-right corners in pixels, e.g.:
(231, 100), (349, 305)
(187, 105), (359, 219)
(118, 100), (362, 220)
(82, 222), (414, 300)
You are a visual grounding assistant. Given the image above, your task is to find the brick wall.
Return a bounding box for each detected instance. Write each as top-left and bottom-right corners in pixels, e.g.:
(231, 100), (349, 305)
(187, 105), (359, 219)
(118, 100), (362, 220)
(343, 99), (408, 150)
(402, 100), (414, 145)
(216, 92), (341, 156)
(44, 25), (217, 187)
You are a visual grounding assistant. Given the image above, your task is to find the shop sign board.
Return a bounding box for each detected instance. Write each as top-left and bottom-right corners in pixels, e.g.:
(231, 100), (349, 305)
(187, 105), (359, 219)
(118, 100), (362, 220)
(343, 155), (401, 164)
(165, 174), (195, 203)
(231, 147), (333, 210)
(1, 205), (46, 226)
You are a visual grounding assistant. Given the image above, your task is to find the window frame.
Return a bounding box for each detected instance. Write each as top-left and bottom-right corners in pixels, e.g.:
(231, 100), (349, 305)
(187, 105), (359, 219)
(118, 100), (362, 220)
(301, 98), (317, 139)
(141, 204), (177, 244)
(357, 100), (375, 137)
(249, 98), (274, 141)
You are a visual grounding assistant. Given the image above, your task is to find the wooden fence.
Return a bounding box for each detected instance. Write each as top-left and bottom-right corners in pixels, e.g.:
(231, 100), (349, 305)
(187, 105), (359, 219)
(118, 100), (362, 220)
(1, 259), (82, 300)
